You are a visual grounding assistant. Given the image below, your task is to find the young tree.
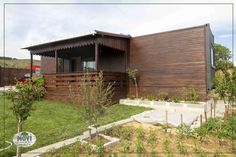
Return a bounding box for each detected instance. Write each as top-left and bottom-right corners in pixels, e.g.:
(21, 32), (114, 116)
(214, 43), (234, 71)
(127, 68), (138, 98)
(5, 79), (45, 157)
(79, 71), (114, 138)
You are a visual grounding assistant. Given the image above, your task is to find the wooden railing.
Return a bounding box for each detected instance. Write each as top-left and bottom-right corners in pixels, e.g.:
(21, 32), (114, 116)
(43, 71), (127, 102)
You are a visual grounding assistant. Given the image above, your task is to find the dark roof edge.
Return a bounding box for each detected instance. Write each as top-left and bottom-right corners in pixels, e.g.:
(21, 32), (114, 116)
(95, 30), (131, 39)
(22, 30), (131, 50)
(132, 24), (210, 38)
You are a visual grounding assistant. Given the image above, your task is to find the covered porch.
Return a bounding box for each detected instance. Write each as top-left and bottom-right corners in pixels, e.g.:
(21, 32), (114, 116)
(23, 30), (131, 102)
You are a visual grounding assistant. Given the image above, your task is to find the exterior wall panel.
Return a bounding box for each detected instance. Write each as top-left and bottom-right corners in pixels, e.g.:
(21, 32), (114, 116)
(41, 56), (56, 74)
(129, 26), (208, 100)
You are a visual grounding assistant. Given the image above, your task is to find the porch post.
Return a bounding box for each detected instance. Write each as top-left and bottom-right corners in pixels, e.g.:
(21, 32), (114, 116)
(30, 53), (33, 77)
(55, 50), (58, 72)
(95, 43), (99, 71)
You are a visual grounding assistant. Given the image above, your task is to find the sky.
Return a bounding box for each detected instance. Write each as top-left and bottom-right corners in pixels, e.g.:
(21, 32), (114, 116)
(0, 0), (235, 64)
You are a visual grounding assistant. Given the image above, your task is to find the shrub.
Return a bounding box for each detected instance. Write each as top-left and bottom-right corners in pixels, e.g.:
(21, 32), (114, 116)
(176, 123), (192, 139)
(157, 91), (169, 101)
(203, 118), (219, 133)
(181, 85), (199, 102)
(194, 126), (208, 142)
(213, 71), (228, 103)
(171, 96), (180, 103)
(31, 76), (46, 100)
(146, 95), (156, 101)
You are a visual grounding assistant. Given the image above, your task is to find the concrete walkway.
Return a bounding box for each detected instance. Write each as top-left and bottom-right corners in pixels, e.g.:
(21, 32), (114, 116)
(20, 118), (133, 157)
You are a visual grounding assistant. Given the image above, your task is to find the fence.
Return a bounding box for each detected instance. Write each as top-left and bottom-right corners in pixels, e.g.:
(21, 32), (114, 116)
(0, 66), (32, 87)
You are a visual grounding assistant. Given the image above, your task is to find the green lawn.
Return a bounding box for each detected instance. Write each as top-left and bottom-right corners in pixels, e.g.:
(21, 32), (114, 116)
(0, 96), (150, 157)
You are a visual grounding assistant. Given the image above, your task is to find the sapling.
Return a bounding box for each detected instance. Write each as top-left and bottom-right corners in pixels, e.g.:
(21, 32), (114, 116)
(80, 71), (114, 139)
(6, 79), (45, 157)
(127, 68), (139, 98)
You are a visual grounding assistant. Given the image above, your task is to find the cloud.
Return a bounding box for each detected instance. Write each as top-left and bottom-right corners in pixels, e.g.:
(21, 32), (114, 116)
(0, 1), (234, 61)
(218, 34), (232, 38)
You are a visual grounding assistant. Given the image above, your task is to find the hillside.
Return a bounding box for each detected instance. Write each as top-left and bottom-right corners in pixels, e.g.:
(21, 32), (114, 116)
(0, 57), (41, 69)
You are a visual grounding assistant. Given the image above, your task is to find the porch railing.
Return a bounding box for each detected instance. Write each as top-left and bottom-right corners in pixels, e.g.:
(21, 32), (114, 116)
(43, 71), (127, 102)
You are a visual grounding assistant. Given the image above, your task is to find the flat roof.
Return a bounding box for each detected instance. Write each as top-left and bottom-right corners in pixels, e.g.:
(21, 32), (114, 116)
(22, 30), (131, 50)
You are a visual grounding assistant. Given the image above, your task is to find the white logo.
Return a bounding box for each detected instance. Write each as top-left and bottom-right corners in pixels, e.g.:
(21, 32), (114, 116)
(13, 131), (36, 147)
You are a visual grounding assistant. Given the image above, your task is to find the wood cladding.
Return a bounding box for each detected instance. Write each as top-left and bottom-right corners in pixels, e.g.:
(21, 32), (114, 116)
(43, 71), (127, 103)
(129, 26), (207, 100)
(39, 25), (212, 102)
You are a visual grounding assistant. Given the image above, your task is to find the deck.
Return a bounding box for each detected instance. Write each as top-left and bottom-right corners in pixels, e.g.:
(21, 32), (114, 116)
(43, 71), (127, 103)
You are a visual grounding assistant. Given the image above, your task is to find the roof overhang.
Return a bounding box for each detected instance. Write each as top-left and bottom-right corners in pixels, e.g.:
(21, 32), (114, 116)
(22, 30), (131, 56)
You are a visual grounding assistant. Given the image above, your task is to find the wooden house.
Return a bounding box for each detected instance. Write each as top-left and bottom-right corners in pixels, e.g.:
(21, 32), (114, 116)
(23, 24), (215, 102)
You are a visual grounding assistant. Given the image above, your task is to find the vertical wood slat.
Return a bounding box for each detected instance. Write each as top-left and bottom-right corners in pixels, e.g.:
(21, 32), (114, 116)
(55, 50), (58, 73)
(95, 43), (99, 70)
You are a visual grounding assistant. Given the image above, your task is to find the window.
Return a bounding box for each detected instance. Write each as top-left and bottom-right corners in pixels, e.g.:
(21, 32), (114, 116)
(82, 61), (96, 70)
(210, 48), (215, 68)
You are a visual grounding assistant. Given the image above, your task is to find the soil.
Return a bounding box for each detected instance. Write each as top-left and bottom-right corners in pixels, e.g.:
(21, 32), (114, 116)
(44, 122), (235, 157)
(86, 135), (109, 146)
(105, 122), (235, 157)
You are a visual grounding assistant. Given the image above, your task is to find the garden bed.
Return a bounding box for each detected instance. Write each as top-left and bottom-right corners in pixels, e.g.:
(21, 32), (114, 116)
(120, 99), (207, 111)
(44, 120), (236, 157)
(0, 96), (150, 157)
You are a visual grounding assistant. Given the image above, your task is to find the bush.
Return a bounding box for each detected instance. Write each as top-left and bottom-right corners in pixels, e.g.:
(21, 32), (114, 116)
(176, 123), (192, 139)
(31, 76), (46, 100)
(194, 127), (208, 142)
(157, 91), (169, 101)
(171, 96), (180, 103)
(146, 95), (156, 101)
(181, 86), (199, 102)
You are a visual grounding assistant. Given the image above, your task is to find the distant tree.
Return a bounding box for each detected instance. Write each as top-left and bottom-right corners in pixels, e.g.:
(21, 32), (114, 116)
(214, 43), (234, 71)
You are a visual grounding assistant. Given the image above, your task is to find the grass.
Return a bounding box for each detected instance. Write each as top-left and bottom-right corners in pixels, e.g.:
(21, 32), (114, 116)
(0, 96), (150, 157)
(0, 58), (40, 69)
